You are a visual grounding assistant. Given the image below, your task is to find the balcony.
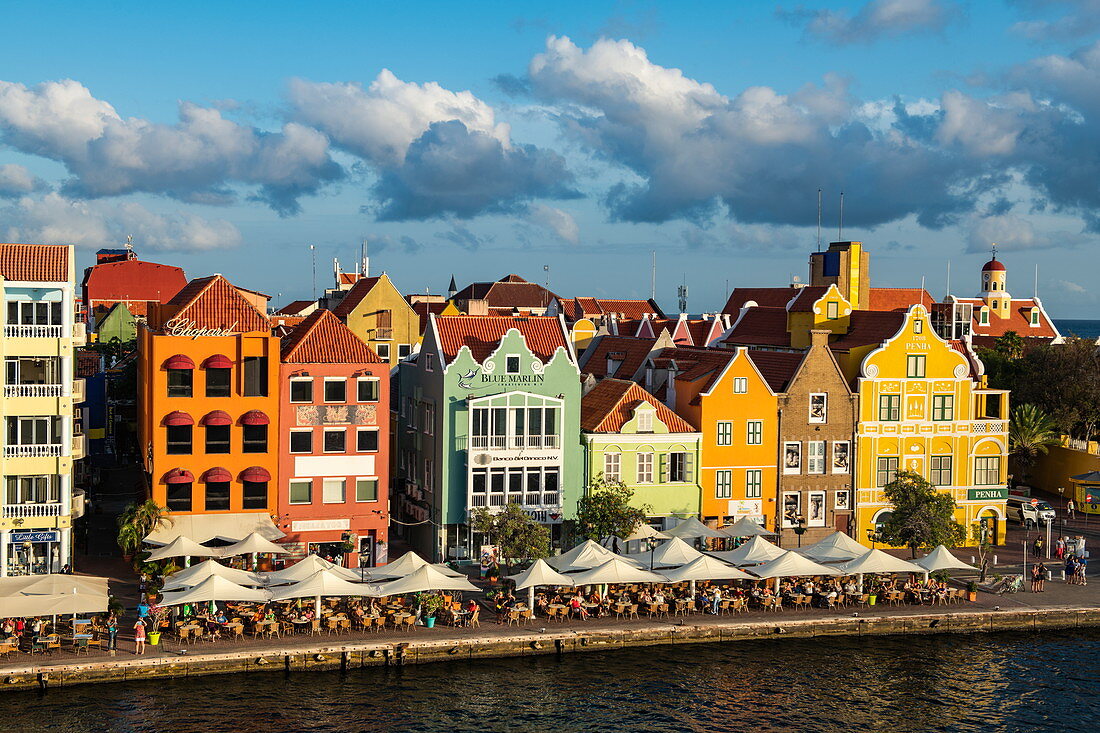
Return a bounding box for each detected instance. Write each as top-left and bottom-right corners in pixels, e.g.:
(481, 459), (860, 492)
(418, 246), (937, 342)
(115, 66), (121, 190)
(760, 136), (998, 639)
(3, 503), (63, 519)
(373, 328), (393, 340)
(470, 491), (561, 511)
(72, 434), (86, 460)
(469, 434), (561, 451)
(4, 325), (63, 339)
(3, 384), (64, 398)
(971, 420), (1007, 434)
(4, 444), (64, 458)
(72, 378), (85, 402)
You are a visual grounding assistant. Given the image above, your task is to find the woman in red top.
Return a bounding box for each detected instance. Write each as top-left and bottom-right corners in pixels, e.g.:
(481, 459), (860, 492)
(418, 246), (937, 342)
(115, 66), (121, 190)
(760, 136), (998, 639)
(133, 619), (147, 655)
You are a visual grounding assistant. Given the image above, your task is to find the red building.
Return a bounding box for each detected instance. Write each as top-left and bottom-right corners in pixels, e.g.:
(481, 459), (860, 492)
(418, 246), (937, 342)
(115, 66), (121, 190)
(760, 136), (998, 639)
(81, 247), (188, 325)
(277, 310), (389, 568)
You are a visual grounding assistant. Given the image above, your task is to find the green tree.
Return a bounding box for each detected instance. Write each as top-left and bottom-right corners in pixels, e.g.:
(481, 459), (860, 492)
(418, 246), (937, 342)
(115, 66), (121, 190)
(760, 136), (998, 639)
(575, 474), (649, 541)
(970, 522), (993, 582)
(117, 500), (171, 560)
(1009, 403), (1062, 484)
(469, 503), (550, 572)
(877, 471), (966, 558)
(992, 331), (1025, 360)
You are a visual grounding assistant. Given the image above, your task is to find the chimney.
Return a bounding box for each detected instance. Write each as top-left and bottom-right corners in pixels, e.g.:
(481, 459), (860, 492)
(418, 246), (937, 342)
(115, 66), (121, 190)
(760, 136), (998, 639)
(810, 329), (830, 347)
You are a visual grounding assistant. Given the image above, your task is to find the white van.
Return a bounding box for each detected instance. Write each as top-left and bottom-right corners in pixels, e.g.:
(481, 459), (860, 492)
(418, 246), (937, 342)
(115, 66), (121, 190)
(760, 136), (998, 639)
(1006, 494), (1057, 528)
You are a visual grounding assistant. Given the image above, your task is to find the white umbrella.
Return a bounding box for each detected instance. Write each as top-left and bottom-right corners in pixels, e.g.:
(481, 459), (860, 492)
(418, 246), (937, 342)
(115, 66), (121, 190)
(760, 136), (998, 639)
(708, 535), (786, 566)
(2, 589), (108, 617)
(268, 569), (379, 614)
(658, 555), (755, 583)
(366, 551), (432, 578)
(159, 575), (271, 606)
(797, 532), (868, 562)
(662, 516), (725, 539)
(372, 565), (479, 596)
(366, 559), (463, 581)
(913, 545), (978, 573)
(568, 557), (667, 585)
(263, 555), (359, 584)
(145, 535), (221, 562)
(719, 516), (776, 538)
(750, 551), (842, 592)
(624, 524), (668, 541)
(548, 539), (632, 572)
(161, 559), (264, 592)
(505, 559), (576, 607)
(217, 532), (289, 557)
(839, 549), (926, 593)
(623, 537), (704, 568)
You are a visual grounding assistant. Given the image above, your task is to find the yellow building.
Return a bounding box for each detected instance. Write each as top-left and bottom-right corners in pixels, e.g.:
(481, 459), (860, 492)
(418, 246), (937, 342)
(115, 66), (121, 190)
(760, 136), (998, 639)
(850, 304), (1009, 546)
(0, 244), (87, 575)
(327, 273), (419, 370)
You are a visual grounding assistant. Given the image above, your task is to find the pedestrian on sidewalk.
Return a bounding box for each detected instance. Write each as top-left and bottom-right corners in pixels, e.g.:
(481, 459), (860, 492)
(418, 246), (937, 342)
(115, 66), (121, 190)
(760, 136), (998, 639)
(1067, 499), (1075, 520)
(1036, 562), (1047, 592)
(1056, 537), (1065, 560)
(1080, 556), (1088, 586)
(107, 614), (118, 656)
(1030, 563), (1041, 592)
(133, 618), (146, 655)
(1033, 537), (1044, 558)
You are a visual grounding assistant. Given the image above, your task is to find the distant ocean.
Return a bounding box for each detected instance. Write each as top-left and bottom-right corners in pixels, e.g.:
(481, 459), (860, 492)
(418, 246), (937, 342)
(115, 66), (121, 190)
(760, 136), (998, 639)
(1055, 319), (1100, 340)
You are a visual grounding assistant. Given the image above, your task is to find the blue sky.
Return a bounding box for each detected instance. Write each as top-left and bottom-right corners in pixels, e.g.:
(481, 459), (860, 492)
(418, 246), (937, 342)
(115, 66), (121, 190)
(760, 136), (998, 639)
(1, 0), (1099, 316)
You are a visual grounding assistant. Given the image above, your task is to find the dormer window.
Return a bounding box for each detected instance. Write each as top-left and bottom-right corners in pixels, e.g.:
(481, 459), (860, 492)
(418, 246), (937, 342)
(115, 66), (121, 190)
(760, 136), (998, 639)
(980, 308), (989, 325)
(826, 301), (838, 319)
(637, 410), (654, 433)
(1030, 308), (1040, 326)
(914, 319), (923, 334)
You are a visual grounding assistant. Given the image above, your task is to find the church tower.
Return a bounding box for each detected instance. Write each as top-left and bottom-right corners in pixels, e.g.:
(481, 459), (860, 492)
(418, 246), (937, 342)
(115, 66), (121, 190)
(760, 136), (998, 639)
(979, 246), (1011, 320)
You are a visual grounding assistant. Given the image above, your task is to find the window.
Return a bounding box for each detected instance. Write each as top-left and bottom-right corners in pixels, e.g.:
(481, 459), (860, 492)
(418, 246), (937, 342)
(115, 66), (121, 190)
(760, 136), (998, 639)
(808, 393), (827, 423)
(733, 377), (748, 394)
(424, 459), (435, 492)
(746, 420), (763, 445)
(745, 469), (762, 498)
(832, 441), (851, 473)
(322, 478), (346, 503)
(932, 395), (954, 421)
(324, 378), (346, 403)
(355, 478), (378, 502)
(914, 319), (923, 334)
(205, 368), (231, 397)
(424, 354), (434, 372)
(668, 452), (691, 482)
(167, 369), (192, 398)
(323, 429), (346, 453)
(204, 481), (230, 511)
(716, 470), (732, 499)
(716, 421), (733, 446)
(425, 404), (435, 435)
(357, 378), (379, 402)
(636, 410), (654, 432)
(7, 416), (61, 446)
(827, 301), (838, 319)
(637, 452), (654, 483)
(356, 428), (379, 452)
(878, 395), (901, 421)
(807, 491), (826, 527)
(980, 308), (989, 325)
(166, 482), (192, 511)
(603, 452), (621, 481)
(243, 424), (267, 453)
(783, 442), (801, 474)
(375, 343), (390, 361)
(930, 456), (953, 486)
(398, 344), (412, 359)
(906, 355), (926, 378)
(205, 425), (230, 454)
(782, 493), (801, 527)
(289, 430), (313, 453)
(7, 300), (61, 326)
(5, 475), (60, 505)
(166, 425), (192, 455)
(1030, 309), (1040, 326)
(505, 355), (521, 374)
(974, 456), (1001, 486)
(242, 481), (267, 509)
(290, 378), (313, 403)
(876, 457), (899, 487)
(289, 479), (312, 504)
(243, 357), (268, 397)
(807, 441), (826, 474)
(992, 300), (998, 310)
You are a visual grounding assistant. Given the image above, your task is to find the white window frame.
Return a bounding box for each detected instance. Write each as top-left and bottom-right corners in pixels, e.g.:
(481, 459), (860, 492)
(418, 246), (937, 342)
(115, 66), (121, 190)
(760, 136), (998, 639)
(354, 477), (379, 503)
(289, 377), (313, 404)
(907, 354), (926, 378)
(356, 427), (380, 452)
(323, 377), (347, 403)
(716, 469), (732, 499)
(505, 355), (521, 374)
(603, 452), (621, 482)
(356, 377), (380, 402)
(375, 343), (391, 361)
(733, 377), (748, 394)
(716, 421), (733, 446)
(637, 452), (654, 484)
(636, 410), (654, 433)
(322, 477), (346, 504)
(826, 301), (838, 319)
(322, 428), (346, 454)
(783, 442), (801, 474)
(807, 491), (826, 527)
(808, 393), (827, 424)
(807, 440), (826, 474)
(831, 441), (850, 474)
(289, 429), (313, 454)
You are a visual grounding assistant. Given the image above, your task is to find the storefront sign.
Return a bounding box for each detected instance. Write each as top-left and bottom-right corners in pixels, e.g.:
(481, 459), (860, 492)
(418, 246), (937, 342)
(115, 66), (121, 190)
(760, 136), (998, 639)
(523, 509), (563, 524)
(968, 487), (1008, 501)
(727, 500), (763, 516)
(8, 531), (59, 543)
(164, 318), (239, 339)
(291, 519), (350, 533)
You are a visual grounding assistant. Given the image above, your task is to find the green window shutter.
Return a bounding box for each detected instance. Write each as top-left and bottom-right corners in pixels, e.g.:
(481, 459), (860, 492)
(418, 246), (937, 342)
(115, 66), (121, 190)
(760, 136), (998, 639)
(659, 453), (668, 484)
(685, 452), (694, 482)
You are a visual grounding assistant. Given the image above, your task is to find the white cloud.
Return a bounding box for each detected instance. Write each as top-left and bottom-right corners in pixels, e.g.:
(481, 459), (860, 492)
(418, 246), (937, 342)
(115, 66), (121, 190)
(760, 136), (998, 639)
(1058, 279), (1087, 294)
(781, 0), (960, 45)
(0, 164), (47, 198)
(527, 204), (579, 243)
(2, 193), (242, 251)
(965, 211), (1092, 253)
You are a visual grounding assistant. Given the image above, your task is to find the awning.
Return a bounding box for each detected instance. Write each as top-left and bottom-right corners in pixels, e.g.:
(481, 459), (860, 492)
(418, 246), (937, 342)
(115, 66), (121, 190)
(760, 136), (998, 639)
(145, 512), (285, 545)
(162, 411), (194, 426)
(162, 468), (194, 484)
(0, 575), (110, 617)
(240, 410), (270, 426)
(163, 354), (195, 370)
(199, 410), (232, 426)
(239, 466), (271, 483)
(201, 354), (234, 369)
(200, 466), (232, 483)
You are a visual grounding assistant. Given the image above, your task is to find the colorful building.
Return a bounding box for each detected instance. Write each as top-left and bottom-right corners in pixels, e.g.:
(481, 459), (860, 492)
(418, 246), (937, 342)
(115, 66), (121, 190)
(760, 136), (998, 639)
(326, 273), (419, 369)
(81, 246), (187, 329)
(395, 315), (581, 561)
(138, 275), (282, 542)
(581, 378), (701, 528)
(276, 310), (389, 567)
(0, 243), (86, 575)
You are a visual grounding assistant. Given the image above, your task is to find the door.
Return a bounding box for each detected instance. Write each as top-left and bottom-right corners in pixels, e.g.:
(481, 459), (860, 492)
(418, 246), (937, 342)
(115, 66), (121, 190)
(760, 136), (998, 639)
(835, 513), (850, 536)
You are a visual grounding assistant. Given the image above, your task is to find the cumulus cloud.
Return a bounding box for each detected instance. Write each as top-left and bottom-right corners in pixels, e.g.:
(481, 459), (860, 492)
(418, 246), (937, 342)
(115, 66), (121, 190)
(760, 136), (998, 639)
(965, 210), (1093, 253)
(1011, 0), (1100, 41)
(2, 193), (242, 251)
(288, 73), (577, 220)
(435, 221), (494, 251)
(0, 79), (343, 215)
(779, 0), (959, 44)
(364, 232), (422, 254)
(527, 204), (579, 243)
(0, 164), (47, 198)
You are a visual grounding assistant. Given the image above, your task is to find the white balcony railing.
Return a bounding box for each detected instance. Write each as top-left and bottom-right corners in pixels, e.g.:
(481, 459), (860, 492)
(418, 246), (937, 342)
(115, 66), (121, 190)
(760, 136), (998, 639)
(4, 444), (64, 458)
(470, 434), (560, 450)
(971, 420), (1007, 434)
(3, 384), (64, 398)
(3, 503), (63, 518)
(3, 325), (64, 339)
(473, 492), (562, 510)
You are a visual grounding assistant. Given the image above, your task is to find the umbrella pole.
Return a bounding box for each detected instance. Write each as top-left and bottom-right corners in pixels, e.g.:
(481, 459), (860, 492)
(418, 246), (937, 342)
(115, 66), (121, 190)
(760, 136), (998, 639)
(185, 555), (191, 569)
(528, 586), (535, 610)
(858, 573), (864, 594)
(315, 595), (321, 617)
(690, 579), (696, 597)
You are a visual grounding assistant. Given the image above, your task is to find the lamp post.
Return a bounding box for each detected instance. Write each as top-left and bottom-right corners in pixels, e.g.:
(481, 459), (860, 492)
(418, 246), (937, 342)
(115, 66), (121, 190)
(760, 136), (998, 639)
(866, 528), (877, 550)
(648, 536), (657, 571)
(793, 515), (807, 548)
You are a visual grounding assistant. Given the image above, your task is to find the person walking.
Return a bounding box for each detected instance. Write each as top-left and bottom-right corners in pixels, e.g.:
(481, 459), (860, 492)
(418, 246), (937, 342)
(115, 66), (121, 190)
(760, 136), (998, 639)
(1036, 562), (1047, 592)
(106, 613), (119, 657)
(1056, 537), (1066, 560)
(1067, 499), (1075, 520)
(133, 618), (146, 655)
(1033, 537), (1044, 559)
(1079, 555), (1088, 586)
(710, 587), (722, 615)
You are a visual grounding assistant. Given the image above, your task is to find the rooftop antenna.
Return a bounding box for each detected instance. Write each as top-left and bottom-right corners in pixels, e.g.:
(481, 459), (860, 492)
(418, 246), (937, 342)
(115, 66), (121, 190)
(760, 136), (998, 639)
(677, 275), (688, 314)
(920, 275), (926, 308)
(838, 192), (845, 241)
(1034, 264), (1039, 298)
(124, 234), (134, 252)
(361, 238), (369, 278)
(543, 264), (550, 308)
(651, 250), (656, 300)
(946, 260), (951, 296)
(310, 245), (317, 299)
(816, 188), (822, 252)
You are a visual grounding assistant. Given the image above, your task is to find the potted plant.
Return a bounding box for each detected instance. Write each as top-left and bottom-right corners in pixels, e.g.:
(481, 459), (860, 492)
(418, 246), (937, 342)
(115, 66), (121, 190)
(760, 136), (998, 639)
(146, 605), (170, 646)
(416, 592), (445, 628)
(966, 581), (978, 602)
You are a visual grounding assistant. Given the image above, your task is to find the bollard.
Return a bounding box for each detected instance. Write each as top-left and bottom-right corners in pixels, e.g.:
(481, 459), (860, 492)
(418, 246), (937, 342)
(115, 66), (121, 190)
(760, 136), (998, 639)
(993, 554), (998, 565)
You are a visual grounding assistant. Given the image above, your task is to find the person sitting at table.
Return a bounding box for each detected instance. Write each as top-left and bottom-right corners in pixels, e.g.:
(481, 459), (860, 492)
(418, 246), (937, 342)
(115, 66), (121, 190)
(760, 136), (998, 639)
(534, 594), (549, 616)
(569, 596), (589, 620)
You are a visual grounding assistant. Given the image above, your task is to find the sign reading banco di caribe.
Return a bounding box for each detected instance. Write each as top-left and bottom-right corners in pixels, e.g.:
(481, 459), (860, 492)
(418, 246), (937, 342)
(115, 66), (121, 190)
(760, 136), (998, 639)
(967, 487), (1009, 501)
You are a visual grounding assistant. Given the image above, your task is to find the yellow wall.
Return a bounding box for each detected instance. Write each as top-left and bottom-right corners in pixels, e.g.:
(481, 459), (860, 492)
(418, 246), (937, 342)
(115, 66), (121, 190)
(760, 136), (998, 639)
(342, 273), (420, 369)
(788, 284), (852, 348)
(1031, 444), (1100, 513)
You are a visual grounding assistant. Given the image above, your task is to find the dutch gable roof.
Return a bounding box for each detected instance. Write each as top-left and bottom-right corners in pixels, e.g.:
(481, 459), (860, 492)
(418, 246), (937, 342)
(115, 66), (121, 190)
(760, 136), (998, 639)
(432, 315), (571, 364)
(581, 378), (696, 433)
(331, 276), (383, 319)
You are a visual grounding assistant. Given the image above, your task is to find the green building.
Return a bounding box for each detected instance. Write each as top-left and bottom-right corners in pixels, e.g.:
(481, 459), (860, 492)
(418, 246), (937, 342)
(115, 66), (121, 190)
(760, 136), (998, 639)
(93, 302), (137, 345)
(395, 315), (582, 561)
(581, 378), (702, 528)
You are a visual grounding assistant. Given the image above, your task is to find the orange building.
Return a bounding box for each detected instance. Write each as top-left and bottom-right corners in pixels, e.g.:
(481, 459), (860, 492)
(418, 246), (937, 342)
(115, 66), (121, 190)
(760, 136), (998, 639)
(138, 275), (282, 542)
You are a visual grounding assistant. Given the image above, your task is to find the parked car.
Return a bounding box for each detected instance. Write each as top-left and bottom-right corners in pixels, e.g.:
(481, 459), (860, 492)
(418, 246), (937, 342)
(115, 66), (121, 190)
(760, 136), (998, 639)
(1006, 494), (1057, 528)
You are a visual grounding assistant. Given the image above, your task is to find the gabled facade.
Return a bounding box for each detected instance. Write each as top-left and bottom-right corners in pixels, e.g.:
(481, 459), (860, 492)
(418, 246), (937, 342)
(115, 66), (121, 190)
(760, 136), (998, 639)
(395, 315), (581, 561)
(326, 273), (419, 369)
(581, 379), (702, 526)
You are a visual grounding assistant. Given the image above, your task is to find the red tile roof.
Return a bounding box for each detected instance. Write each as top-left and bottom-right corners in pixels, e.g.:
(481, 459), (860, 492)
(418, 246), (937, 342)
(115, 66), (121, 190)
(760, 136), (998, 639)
(828, 310), (906, 351)
(75, 349), (101, 377)
(952, 297), (1058, 340)
(433, 315), (570, 364)
(684, 319), (722, 347)
(722, 287), (799, 314)
(338, 272), (361, 285)
(281, 310), (382, 364)
(785, 286), (829, 313)
(656, 346), (738, 395)
(81, 257), (186, 308)
(581, 378), (697, 433)
(867, 288), (934, 312)
(275, 299), (316, 316)
(746, 351), (805, 392)
(412, 301), (450, 334)
(723, 307), (792, 348)
(164, 275), (270, 333)
(331, 276), (383, 319)
(0, 243), (69, 282)
(451, 274), (559, 309)
(580, 335), (658, 379)
(562, 297), (664, 321)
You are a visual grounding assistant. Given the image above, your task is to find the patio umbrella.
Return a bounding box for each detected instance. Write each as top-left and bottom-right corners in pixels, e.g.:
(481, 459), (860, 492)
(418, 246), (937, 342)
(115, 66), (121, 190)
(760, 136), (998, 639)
(505, 559), (576, 607)
(624, 524), (668, 541)
(145, 535), (221, 563)
(662, 516), (725, 540)
(263, 555), (360, 584)
(838, 549), (924, 591)
(622, 537), (705, 569)
(159, 575), (271, 606)
(913, 545), (979, 579)
(161, 559), (264, 592)
(568, 557), (667, 586)
(217, 532), (289, 558)
(268, 569), (379, 615)
(365, 555), (463, 580)
(797, 532), (868, 563)
(750, 550), (841, 591)
(372, 565), (479, 596)
(718, 516), (776, 538)
(658, 555), (754, 596)
(548, 539), (632, 572)
(708, 535), (786, 566)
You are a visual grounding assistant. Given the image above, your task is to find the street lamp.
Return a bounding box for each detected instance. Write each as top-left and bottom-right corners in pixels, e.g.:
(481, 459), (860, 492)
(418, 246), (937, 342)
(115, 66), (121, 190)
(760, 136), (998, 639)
(648, 536), (657, 571)
(866, 528), (877, 550)
(793, 515), (807, 547)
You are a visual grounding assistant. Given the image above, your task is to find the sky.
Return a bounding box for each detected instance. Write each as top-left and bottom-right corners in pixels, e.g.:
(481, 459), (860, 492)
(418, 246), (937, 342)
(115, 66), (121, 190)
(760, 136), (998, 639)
(1, 0), (1099, 316)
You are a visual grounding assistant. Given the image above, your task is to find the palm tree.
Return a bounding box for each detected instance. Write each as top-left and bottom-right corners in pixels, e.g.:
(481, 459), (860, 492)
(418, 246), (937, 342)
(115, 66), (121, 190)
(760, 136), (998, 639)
(1009, 404), (1061, 483)
(994, 331), (1025, 360)
(117, 500), (172, 557)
